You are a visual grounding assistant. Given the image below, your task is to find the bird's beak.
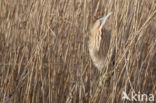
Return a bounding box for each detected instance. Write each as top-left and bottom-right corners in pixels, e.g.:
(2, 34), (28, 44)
(99, 12), (112, 31)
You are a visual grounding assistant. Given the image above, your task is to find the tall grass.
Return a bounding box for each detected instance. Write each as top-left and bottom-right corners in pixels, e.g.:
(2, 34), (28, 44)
(0, 0), (156, 103)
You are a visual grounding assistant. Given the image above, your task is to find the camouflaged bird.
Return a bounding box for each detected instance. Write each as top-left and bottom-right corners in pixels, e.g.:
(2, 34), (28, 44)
(89, 12), (113, 71)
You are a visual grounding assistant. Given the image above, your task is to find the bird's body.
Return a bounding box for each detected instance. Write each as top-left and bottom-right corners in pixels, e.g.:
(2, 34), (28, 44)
(89, 12), (112, 71)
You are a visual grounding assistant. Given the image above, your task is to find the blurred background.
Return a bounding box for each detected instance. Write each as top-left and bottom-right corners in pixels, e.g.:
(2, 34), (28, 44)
(0, 0), (156, 103)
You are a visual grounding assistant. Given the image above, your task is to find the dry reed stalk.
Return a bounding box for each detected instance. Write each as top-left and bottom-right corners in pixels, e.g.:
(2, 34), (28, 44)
(0, 0), (155, 103)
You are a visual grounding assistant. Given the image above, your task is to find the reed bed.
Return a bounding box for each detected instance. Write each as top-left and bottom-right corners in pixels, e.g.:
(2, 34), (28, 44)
(0, 0), (156, 103)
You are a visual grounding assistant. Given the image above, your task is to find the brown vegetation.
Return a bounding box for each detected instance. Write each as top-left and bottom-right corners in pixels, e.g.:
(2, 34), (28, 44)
(0, 0), (156, 103)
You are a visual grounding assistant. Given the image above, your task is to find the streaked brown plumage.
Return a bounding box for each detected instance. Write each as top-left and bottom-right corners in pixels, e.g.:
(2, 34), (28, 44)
(89, 12), (112, 71)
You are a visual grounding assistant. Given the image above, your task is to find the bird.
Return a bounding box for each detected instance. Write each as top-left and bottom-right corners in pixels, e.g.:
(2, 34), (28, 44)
(88, 12), (114, 71)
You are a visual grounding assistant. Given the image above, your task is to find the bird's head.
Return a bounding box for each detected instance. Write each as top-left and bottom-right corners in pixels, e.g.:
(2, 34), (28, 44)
(98, 12), (112, 33)
(91, 12), (112, 36)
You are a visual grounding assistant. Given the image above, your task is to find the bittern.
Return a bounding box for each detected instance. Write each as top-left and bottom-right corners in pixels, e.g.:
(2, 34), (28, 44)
(89, 12), (113, 71)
